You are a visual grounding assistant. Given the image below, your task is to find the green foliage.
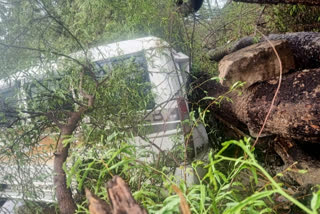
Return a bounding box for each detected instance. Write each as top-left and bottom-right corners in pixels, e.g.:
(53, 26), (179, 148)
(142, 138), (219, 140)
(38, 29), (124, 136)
(69, 136), (320, 214)
(197, 2), (263, 48)
(59, 0), (179, 45)
(266, 4), (320, 32)
(15, 201), (57, 214)
(311, 187), (320, 213)
(0, 2), (182, 212)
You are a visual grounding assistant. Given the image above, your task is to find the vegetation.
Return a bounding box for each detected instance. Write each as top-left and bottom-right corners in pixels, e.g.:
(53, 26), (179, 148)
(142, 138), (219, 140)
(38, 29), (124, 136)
(0, 0), (319, 214)
(265, 4), (320, 32)
(73, 138), (320, 214)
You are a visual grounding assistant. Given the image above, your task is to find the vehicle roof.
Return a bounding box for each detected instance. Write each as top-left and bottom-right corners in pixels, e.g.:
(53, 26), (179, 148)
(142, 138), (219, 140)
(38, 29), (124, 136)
(76, 36), (170, 62)
(0, 36), (170, 90)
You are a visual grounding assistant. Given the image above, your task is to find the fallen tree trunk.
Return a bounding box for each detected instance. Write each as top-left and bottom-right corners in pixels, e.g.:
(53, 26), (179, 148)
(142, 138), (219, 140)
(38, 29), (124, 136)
(234, 0), (320, 6)
(208, 32), (320, 70)
(201, 68), (320, 143)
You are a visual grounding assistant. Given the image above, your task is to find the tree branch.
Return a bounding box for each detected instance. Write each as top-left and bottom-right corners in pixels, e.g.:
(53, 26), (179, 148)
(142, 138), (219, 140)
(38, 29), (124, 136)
(234, 0), (320, 6)
(35, 0), (87, 55)
(0, 41), (85, 67)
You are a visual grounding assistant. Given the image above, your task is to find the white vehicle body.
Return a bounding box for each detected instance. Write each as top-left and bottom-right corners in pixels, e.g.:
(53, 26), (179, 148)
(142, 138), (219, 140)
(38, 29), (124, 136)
(81, 36), (208, 157)
(0, 37), (208, 206)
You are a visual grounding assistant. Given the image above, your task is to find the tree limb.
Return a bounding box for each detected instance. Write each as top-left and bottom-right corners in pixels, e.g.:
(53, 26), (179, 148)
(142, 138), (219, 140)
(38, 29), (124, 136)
(234, 0), (320, 6)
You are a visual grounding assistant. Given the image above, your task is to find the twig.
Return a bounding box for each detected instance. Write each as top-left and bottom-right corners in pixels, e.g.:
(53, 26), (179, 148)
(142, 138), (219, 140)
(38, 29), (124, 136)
(251, 29), (283, 149)
(254, 6), (266, 36)
(172, 184), (191, 214)
(0, 41), (84, 67)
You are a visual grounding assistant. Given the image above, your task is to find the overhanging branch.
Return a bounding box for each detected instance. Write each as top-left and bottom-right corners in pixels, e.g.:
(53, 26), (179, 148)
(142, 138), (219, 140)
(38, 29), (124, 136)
(0, 41), (85, 67)
(233, 0), (320, 6)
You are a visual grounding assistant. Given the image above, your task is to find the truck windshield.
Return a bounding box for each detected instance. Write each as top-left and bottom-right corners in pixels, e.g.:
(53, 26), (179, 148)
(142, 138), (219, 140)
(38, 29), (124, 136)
(95, 52), (155, 109)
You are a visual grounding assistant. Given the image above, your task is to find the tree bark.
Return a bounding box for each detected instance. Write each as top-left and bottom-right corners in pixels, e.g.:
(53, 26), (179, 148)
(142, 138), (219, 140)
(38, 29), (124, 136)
(53, 112), (83, 214)
(209, 32), (320, 69)
(198, 68), (320, 143)
(85, 176), (147, 214)
(50, 67), (94, 214)
(54, 130), (77, 214)
(107, 176), (147, 214)
(234, 0), (320, 6)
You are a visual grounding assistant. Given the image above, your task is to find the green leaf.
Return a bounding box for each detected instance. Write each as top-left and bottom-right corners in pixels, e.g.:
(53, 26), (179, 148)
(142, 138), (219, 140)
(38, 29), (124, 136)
(298, 169), (308, 174)
(311, 189), (320, 212)
(223, 190), (277, 214)
(199, 184), (206, 212)
(276, 173), (283, 177)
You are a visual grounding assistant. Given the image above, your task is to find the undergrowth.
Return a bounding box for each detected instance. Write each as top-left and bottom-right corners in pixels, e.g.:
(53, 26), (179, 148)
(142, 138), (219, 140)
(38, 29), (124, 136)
(69, 136), (320, 214)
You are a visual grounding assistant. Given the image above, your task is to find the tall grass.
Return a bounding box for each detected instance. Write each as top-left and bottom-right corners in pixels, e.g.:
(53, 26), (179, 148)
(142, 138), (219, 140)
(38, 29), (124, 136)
(69, 137), (320, 214)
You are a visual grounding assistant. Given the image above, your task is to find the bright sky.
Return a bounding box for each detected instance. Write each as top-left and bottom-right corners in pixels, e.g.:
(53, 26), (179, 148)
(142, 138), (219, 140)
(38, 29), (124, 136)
(209, 0), (228, 8)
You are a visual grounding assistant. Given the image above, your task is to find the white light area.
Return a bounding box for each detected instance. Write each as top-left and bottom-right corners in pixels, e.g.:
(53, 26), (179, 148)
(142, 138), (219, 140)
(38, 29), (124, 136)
(208, 0), (228, 8)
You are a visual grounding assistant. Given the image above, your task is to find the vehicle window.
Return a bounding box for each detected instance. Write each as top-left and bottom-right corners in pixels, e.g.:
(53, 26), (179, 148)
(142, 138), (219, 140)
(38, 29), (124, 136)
(0, 87), (19, 127)
(24, 78), (74, 112)
(95, 52), (155, 109)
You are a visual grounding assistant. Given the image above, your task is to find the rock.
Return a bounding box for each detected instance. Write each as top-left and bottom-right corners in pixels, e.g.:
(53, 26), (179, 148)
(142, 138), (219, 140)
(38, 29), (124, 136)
(218, 40), (296, 88)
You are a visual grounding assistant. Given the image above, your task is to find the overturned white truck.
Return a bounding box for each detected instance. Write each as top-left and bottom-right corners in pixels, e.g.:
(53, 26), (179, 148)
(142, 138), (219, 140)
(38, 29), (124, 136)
(0, 37), (208, 209)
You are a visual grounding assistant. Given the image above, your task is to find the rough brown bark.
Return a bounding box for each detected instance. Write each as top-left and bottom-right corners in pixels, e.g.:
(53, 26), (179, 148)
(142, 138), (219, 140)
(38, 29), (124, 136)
(218, 40), (295, 88)
(273, 137), (320, 186)
(85, 188), (111, 214)
(51, 72), (94, 214)
(209, 32), (320, 70)
(201, 68), (320, 142)
(85, 176), (147, 214)
(234, 0), (320, 6)
(54, 132), (77, 214)
(107, 176), (147, 214)
(53, 112), (84, 214)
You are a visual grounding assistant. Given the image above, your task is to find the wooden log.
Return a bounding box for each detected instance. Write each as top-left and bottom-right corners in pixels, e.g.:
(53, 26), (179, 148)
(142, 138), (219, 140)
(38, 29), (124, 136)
(201, 68), (320, 143)
(273, 137), (320, 186)
(218, 40), (295, 88)
(107, 176), (147, 214)
(85, 188), (112, 214)
(208, 32), (320, 70)
(85, 176), (147, 214)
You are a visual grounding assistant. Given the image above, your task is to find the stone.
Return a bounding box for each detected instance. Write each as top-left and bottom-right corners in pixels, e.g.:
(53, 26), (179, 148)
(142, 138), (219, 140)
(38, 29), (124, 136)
(218, 40), (295, 88)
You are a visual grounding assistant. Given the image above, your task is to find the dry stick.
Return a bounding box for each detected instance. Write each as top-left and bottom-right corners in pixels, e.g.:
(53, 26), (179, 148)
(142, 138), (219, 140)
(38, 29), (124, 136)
(172, 184), (191, 214)
(251, 30), (283, 150)
(183, 13), (198, 185)
(273, 193), (313, 211)
(253, 6), (266, 37)
(257, 161), (298, 193)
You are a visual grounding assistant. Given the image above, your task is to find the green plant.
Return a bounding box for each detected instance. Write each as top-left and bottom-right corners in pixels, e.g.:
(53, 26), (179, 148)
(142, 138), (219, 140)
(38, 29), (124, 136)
(68, 134), (319, 213)
(266, 4), (320, 32)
